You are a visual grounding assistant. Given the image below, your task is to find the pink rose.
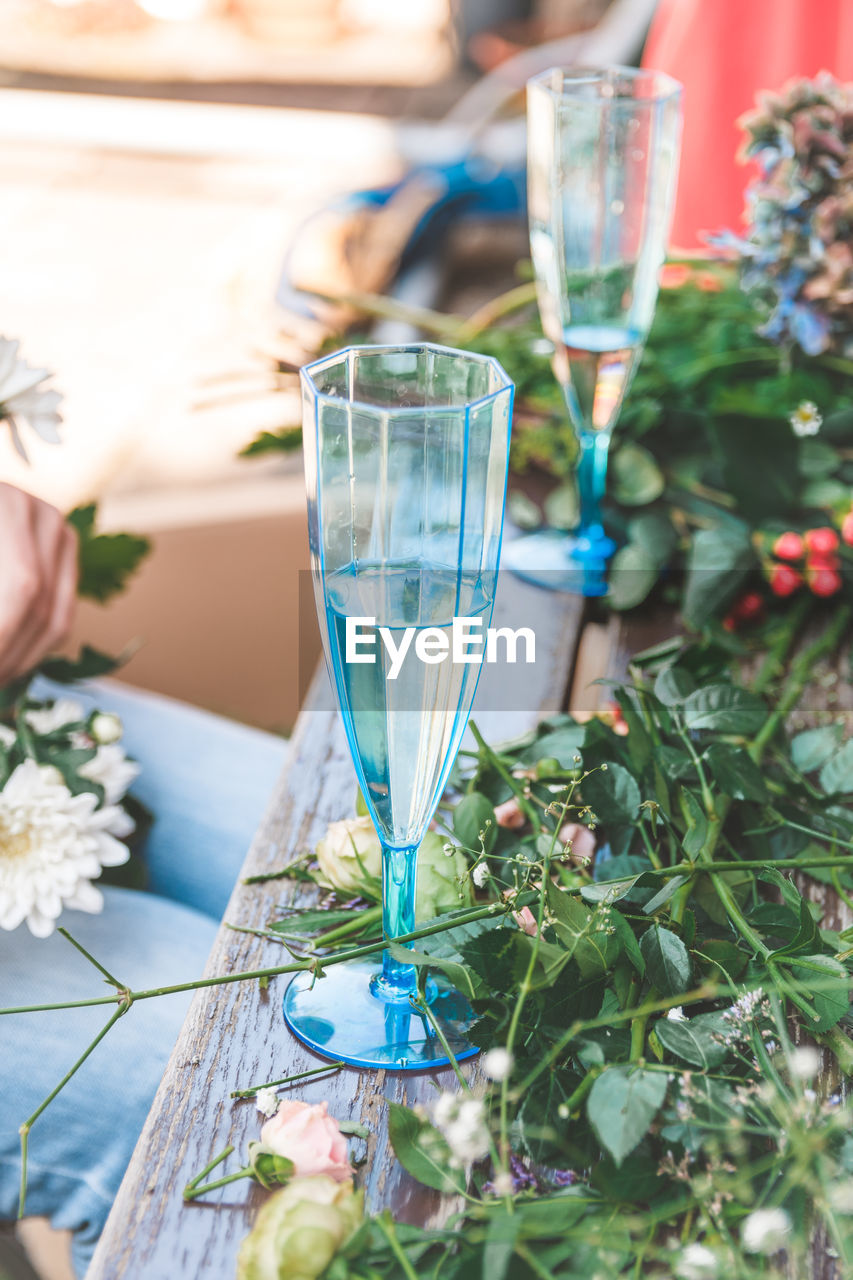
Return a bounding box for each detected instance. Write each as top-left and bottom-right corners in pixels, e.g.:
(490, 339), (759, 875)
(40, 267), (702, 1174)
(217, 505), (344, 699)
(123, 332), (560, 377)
(514, 906), (538, 936)
(494, 798), (525, 829)
(260, 1100), (351, 1183)
(557, 822), (596, 867)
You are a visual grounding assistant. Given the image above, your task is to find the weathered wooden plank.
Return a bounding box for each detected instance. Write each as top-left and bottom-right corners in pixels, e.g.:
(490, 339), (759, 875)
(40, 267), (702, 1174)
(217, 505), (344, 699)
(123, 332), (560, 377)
(87, 574), (584, 1280)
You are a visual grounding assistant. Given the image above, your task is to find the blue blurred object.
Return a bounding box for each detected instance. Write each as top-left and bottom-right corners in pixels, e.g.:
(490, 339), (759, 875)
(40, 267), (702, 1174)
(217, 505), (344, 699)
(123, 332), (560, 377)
(276, 152), (526, 321)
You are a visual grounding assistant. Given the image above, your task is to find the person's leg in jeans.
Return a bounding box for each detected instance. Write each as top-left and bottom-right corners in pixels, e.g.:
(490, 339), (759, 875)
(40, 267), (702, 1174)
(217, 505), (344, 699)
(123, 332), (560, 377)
(0, 681), (288, 1275)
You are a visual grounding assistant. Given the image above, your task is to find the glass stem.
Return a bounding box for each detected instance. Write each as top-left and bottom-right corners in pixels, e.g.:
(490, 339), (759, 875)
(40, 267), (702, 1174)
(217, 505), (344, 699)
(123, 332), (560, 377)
(576, 428), (611, 541)
(378, 843), (419, 999)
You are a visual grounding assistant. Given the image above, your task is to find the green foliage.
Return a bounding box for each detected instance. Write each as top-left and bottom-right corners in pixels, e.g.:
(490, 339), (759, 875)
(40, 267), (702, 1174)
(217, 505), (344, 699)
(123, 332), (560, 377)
(68, 504), (150, 603)
(239, 426), (303, 458)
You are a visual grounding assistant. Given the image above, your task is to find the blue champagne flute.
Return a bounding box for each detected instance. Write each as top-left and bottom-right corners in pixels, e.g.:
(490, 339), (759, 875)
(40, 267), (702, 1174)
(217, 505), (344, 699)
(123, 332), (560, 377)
(284, 343), (513, 1070)
(505, 65), (682, 596)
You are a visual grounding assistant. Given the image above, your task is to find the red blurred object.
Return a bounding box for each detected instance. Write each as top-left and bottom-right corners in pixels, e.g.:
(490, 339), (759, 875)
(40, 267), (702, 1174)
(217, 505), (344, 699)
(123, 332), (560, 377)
(769, 563), (803, 597)
(734, 591), (765, 622)
(805, 527), (840, 555)
(773, 531), (805, 561)
(809, 567), (843, 597)
(642, 0), (853, 251)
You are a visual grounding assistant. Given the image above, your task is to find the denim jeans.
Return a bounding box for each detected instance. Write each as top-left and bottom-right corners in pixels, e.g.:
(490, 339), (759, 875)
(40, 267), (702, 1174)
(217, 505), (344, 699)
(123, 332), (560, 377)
(0, 680), (288, 1276)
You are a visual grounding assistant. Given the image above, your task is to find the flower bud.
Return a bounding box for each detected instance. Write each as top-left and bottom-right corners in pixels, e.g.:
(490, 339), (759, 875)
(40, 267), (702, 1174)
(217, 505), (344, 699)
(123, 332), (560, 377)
(237, 1176), (362, 1280)
(90, 712), (123, 745)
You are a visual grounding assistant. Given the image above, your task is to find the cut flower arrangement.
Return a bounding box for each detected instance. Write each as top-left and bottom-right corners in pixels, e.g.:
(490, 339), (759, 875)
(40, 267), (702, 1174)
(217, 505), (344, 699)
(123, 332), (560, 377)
(0, 337), (150, 937)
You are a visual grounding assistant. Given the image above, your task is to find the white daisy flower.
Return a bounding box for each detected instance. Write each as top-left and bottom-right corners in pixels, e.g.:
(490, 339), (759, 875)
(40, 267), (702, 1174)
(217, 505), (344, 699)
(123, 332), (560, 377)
(789, 400), (822, 438)
(742, 1207), (792, 1255)
(78, 744), (140, 805)
(0, 338), (62, 462)
(26, 699), (86, 736)
(482, 1048), (514, 1081)
(0, 758), (132, 937)
(666, 1006), (688, 1022)
(255, 1088), (279, 1118)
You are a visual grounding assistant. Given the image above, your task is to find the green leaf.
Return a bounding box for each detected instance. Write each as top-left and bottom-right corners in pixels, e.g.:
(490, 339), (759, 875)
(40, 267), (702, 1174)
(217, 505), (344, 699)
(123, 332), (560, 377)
(798, 438), (838, 478)
(627, 510), (677, 562)
(611, 444), (665, 506)
(771, 897), (820, 957)
(639, 926), (691, 995)
(607, 542), (659, 611)
(695, 938), (748, 982)
(239, 425), (302, 457)
(683, 524), (755, 628)
(792, 726), (843, 774)
(544, 481), (579, 530)
(547, 885), (621, 979)
(521, 725), (586, 768)
(453, 792), (498, 852)
(39, 646), (120, 684)
(587, 1066), (668, 1166)
(654, 666), (695, 707)
(643, 874), (689, 917)
(583, 763), (641, 824)
(820, 740), (853, 795)
(679, 789), (708, 858)
(785, 954), (851, 1031)
(387, 1104), (462, 1194)
(682, 684), (766, 735)
(655, 1011), (730, 1068)
(68, 505), (150, 603)
(704, 743), (768, 801)
(802, 477), (850, 509)
(483, 1207), (519, 1280)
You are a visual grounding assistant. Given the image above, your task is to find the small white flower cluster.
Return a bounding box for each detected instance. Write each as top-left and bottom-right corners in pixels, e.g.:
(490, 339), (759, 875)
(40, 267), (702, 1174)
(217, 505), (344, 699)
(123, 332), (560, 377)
(482, 1048), (514, 1082)
(741, 1207), (792, 1255)
(789, 400), (822, 438)
(675, 1242), (718, 1280)
(255, 1087), (280, 1118)
(719, 988), (769, 1046)
(0, 698), (139, 936)
(433, 1093), (491, 1169)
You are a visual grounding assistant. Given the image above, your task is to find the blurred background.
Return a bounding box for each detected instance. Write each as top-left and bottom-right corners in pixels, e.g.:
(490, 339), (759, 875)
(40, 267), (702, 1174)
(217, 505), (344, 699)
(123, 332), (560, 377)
(0, 0), (646, 733)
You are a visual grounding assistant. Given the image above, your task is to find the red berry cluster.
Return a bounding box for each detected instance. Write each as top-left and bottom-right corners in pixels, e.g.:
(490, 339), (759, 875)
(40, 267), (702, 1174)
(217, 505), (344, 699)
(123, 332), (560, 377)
(722, 592), (765, 632)
(770, 527), (844, 598)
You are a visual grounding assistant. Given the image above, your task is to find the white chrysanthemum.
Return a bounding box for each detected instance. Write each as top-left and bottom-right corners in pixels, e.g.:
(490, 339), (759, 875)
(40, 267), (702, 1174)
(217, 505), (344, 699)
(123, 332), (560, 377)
(0, 759), (132, 938)
(0, 338), (62, 462)
(789, 1046), (820, 1080)
(742, 1207), (792, 1255)
(91, 712), (123, 745)
(25, 699), (85, 736)
(432, 1093), (491, 1168)
(666, 1006), (688, 1022)
(79, 744), (140, 805)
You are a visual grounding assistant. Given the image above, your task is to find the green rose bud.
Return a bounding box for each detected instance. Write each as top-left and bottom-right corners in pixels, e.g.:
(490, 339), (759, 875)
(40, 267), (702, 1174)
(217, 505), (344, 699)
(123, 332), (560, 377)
(315, 820), (472, 919)
(237, 1175), (363, 1280)
(247, 1142), (295, 1190)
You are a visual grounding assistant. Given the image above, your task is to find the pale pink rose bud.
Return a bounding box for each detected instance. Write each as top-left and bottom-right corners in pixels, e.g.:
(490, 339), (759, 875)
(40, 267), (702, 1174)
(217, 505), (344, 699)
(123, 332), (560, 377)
(514, 906), (538, 936)
(557, 822), (596, 866)
(494, 798), (525, 829)
(260, 1100), (351, 1183)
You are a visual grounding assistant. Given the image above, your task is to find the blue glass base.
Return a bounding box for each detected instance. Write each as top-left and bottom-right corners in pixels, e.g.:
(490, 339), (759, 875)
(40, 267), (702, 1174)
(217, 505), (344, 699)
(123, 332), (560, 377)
(504, 528), (615, 597)
(282, 957), (478, 1071)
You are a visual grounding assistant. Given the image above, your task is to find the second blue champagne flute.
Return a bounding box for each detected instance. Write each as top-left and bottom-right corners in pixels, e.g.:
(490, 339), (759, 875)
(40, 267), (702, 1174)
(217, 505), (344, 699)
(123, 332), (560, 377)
(505, 65), (682, 596)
